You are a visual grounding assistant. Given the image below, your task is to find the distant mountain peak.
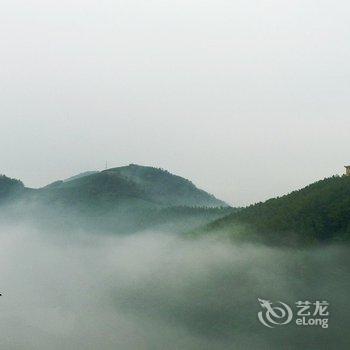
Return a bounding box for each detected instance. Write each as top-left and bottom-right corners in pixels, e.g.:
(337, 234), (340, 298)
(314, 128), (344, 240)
(103, 164), (227, 207)
(0, 165), (227, 218)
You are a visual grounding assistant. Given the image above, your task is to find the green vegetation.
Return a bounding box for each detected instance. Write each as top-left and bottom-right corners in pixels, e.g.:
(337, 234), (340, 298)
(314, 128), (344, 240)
(0, 165), (230, 234)
(0, 175), (24, 203)
(202, 175), (350, 244)
(105, 164), (227, 207)
(2, 165), (350, 244)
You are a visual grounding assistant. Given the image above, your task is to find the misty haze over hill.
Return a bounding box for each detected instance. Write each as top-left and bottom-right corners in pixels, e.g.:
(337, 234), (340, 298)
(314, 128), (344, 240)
(1, 0), (349, 348)
(1, 165), (350, 349)
(0, 164), (230, 235)
(2, 165), (350, 245)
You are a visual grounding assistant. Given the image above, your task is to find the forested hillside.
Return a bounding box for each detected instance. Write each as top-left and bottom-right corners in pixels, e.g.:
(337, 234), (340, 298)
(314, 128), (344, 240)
(201, 175), (350, 244)
(104, 164), (227, 207)
(0, 175), (25, 203)
(0, 165), (230, 234)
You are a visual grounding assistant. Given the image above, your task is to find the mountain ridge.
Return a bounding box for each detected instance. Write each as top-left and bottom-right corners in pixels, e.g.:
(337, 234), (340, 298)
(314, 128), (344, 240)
(33, 164), (227, 208)
(196, 175), (350, 244)
(0, 164), (230, 234)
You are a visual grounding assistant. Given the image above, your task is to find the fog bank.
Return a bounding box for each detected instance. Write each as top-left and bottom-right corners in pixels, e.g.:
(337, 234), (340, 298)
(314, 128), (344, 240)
(0, 224), (349, 349)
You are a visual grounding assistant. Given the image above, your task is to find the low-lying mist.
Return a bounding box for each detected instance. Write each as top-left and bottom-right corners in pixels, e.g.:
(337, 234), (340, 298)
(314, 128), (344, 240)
(0, 223), (349, 349)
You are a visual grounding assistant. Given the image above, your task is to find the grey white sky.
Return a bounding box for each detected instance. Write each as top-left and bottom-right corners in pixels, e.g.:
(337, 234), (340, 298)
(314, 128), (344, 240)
(0, 0), (349, 206)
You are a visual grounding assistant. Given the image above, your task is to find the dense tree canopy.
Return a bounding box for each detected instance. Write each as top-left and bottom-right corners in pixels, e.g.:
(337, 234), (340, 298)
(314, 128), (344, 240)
(205, 175), (350, 244)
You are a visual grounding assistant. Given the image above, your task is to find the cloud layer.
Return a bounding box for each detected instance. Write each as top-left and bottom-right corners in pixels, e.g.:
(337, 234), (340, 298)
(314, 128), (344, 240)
(0, 225), (349, 349)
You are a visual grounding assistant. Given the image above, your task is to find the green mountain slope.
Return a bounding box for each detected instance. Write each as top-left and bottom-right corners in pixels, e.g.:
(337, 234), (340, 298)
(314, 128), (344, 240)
(0, 175), (25, 204)
(199, 175), (350, 244)
(104, 164), (227, 207)
(34, 164), (226, 209)
(0, 165), (229, 234)
(34, 170), (151, 211)
(64, 171), (99, 183)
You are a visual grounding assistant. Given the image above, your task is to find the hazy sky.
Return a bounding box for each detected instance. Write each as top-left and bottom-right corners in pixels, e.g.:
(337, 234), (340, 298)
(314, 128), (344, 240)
(1, 0), (349, 205)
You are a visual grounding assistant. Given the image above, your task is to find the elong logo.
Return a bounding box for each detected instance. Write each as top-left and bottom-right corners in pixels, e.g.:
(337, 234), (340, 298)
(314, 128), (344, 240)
(258, 298), (329, 329)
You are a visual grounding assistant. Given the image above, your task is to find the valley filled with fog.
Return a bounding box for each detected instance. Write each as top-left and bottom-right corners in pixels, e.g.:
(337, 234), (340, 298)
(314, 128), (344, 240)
(0, 223), (349, 350)
(1, 0), (349, 347)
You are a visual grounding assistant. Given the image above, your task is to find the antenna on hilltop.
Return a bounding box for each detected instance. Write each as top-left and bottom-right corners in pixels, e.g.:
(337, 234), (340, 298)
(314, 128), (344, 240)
(105, 161), (108, 170)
